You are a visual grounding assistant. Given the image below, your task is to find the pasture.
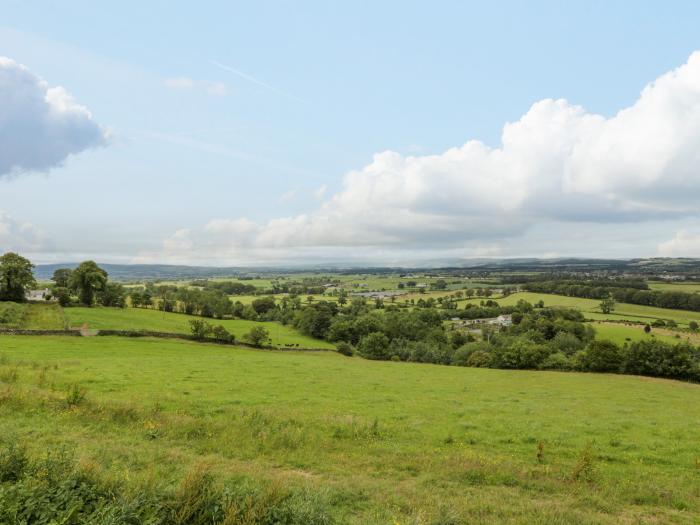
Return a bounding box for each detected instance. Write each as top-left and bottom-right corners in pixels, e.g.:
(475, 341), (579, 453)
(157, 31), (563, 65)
(496, 292), (700, 327)
(1, 335), (699, 523)
(62, 306), (335, 349)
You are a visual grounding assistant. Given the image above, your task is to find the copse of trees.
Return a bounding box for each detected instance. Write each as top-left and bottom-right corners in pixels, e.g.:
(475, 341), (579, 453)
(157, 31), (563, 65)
(0, 253), (36, 302)
(49, 261), (125, 307)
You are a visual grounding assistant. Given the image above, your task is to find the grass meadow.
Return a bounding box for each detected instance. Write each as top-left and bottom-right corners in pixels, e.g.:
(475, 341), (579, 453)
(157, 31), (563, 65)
(1, 335), (699, 523)
(62, 306), (335, 349)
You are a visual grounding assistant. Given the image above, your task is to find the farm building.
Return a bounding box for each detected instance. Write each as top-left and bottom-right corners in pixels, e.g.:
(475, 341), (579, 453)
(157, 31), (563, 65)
(25, 288), (51, 301)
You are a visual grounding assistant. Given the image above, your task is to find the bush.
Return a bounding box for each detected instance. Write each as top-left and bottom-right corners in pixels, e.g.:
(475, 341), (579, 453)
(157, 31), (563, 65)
(211, 324), (234, 343)
(357, 332), (390, 360)
(189, 319), (213, 341)
(489, 338), (552, 369)
(624, 340), (700, 380)
(336, 342), (354, 357)
(581, 340), (624, 373)
(539, 351), (572, 371)
(245, 326), (270, 347)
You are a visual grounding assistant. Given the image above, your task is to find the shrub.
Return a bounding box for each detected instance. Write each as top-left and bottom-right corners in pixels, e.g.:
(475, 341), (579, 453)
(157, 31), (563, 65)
(189, 319), (213, 341)
(245, 326), (270, 348)
(581, 340), (624, 373)
(466, 350), (492, 368)
(624, 340), (699, 380)
(539, 351), (572, 371)
(357, 332), (390, 360)
(336, 342), (354, 357)
(211, 324), (234, 343)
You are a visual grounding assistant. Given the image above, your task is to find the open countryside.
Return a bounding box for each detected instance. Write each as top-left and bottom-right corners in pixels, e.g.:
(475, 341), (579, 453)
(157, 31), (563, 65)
(4, 4), (700, 523)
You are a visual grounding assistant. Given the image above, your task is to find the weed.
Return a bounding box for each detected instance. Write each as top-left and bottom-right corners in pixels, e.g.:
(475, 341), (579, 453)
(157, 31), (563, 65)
(571, 443), (597, 482)
(65, 383), (87, 406)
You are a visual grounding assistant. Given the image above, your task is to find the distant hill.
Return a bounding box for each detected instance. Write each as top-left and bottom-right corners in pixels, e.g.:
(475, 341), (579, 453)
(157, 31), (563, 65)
(33, 257), (700, 282)
(34, 263), (247, 282)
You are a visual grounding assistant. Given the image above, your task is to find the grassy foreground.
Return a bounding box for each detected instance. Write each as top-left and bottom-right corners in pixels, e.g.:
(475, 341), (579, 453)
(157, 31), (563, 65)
(1, 336), (700, 523)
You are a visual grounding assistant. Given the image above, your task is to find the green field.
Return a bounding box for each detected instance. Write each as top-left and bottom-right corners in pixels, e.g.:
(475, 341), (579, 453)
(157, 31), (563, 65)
(496, 292), (700, 327)
(648, 281), (700, 293)
(1, 335), (699, 523)
(62, 306), (335, 349)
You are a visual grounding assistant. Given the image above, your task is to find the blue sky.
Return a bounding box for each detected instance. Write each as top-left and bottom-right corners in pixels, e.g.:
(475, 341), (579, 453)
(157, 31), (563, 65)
(2, 1), (700, 265)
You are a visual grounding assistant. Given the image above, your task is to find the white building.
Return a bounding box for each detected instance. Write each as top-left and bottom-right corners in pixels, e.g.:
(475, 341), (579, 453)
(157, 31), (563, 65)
(26, 288), (51, 301)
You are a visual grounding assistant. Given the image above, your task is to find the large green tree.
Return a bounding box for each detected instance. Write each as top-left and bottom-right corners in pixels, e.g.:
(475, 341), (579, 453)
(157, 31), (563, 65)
(51, 268), (73, 288)
(70, 261), (108, 305)
(0, 252), (36, 302)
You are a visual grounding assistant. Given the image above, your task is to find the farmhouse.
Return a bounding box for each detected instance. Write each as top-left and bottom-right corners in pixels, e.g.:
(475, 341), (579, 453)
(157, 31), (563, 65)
(26, 288), (51, 301)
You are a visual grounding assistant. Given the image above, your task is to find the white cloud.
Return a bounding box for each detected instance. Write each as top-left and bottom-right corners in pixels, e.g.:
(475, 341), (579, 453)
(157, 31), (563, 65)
(153, 51), (700, 262)
(313, 184), (327, 199)
(206, 82), (228, 96)
(0, 211), (44, 252)
(658, 230), (700, 257)
(0, 57), (108, 177)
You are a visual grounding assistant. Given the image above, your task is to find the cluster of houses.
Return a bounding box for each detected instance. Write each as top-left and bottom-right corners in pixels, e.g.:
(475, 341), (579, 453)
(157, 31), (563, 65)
(451, 314), (513, 331)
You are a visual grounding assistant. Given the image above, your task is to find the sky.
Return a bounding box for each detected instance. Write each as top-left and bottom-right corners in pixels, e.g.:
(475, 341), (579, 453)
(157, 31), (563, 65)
(2, 1), (700, 266)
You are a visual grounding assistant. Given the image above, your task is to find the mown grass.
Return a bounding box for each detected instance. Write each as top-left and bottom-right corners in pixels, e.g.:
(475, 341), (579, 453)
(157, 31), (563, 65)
(1, 335), (699, 523)
(62, 306), (335, 349)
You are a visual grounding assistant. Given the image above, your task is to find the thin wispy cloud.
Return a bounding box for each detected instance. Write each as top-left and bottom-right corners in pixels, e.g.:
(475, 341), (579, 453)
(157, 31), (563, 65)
(209, 59), (304, 102)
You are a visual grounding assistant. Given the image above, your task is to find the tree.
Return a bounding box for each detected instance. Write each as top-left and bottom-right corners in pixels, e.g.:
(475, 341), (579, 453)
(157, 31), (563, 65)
(599, 297), (616, 314)
(690, 321), (699, 332)
(245, 326), (270, 347)
(338, 288), (348, 306)
(51, 268), (73, 288)
(70, 261), (108, 305)
(0, 252), (36, 302)
(251, 296), (276, 315)
(189, 319), (212, 340)
(582, 340), (624, 373)
(357, 332), (390, 360)
(53, 287), (72, 307)
(99, 282), (126, 307)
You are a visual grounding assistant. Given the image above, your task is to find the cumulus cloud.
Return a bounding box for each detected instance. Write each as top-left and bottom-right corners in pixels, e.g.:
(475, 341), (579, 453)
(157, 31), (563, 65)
(658, 230), (700, 257)
(156, 52), (700, 261)
(0, 57), (108, 177)
(0, 211), (44, 252)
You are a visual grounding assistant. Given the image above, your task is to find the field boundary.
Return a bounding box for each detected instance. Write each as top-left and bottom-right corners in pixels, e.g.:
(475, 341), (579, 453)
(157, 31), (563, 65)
(0, 328), (336, 352)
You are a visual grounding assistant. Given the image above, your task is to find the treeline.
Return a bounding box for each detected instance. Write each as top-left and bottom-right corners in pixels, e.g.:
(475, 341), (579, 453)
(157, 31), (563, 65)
(525, 280), (700, 311)
(0, 253), (125, 308)
(278, 297), (699, 382)
(191, 278), (332, 296)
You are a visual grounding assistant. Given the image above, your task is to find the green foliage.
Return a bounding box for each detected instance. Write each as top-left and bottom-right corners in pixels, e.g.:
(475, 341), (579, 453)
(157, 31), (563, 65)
(53, 286), (72, 307)
(581, 340), (625, 373)
(98, 282), (126, 307)
(70, 261), (108, 306)
(0, 442), (333, 525)
(335, 341), (354, 357)
(245, 326), (270, 347)
(65, 383), (87, 406)
(51, 268), (73, 288)
(189, 319), (213, 340)
(251, 295), (276, 315)
(0, 252), (36, 302)
(357, 332), (390, 360)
